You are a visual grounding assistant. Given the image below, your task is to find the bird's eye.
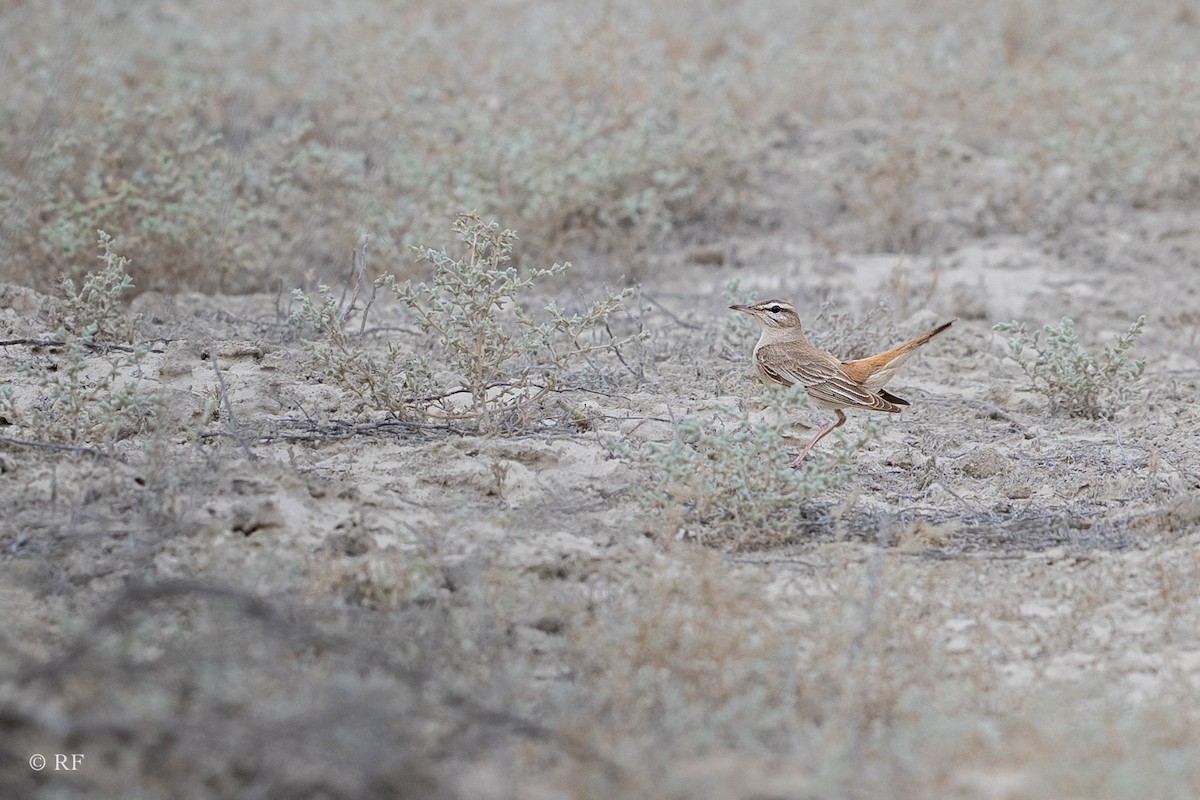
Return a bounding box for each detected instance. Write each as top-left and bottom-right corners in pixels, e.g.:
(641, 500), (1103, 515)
(769, 305), (782, 314)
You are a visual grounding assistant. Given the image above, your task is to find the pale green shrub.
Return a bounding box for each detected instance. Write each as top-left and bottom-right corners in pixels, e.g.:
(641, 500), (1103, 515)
(994, 316), (1146, 419)
(623, 384), (876, 550)
(1, 233), (158, 446)
(294, 214), (635, 433)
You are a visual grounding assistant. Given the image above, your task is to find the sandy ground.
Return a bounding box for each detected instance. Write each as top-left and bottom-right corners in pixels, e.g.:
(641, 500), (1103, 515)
(3, 135), (1200, 798)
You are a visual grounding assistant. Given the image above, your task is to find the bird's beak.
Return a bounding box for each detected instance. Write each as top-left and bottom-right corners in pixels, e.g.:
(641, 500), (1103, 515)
(729, 304), (752, 314)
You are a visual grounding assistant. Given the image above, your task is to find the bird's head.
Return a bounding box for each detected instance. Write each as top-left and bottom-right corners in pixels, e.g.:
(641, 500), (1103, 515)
(729, 299), (803, 331)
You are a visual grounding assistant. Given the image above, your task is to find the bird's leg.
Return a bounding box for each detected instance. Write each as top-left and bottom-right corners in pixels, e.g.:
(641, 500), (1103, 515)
(788, 410), (847, 469)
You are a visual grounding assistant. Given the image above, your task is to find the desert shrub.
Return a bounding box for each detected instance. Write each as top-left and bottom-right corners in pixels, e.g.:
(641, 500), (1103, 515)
(291, 273), (436, 423)
(0, 339), (158, 447)
(294, 214), (635, 432)
(388, 100), (747, 267)
(622, 384), (876, 550)
(0, 233), (159, 446)
(994, 315), (1146, 419)
(6, 1), (1200, 296)
(52, 231), (138, 342)
(1, 95), (253, 291)
(1, 2), (779, 296)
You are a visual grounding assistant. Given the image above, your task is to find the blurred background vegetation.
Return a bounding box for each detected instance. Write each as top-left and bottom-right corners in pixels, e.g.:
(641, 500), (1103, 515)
(2, 0), (1198, 294)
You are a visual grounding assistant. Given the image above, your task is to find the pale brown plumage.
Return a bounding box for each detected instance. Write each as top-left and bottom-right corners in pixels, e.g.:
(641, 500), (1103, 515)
(730, 299), (954, 467)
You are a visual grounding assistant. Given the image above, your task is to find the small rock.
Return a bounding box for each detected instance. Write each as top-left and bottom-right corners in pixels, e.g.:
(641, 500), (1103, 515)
(158, 341), (200, 381)
(959, 447), (1011, 479)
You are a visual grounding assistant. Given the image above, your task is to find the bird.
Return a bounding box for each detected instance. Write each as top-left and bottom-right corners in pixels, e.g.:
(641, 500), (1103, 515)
(729, 299), (954, 467)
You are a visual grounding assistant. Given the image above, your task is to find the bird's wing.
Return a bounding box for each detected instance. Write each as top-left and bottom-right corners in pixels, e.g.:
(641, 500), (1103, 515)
(757, 344), (900, 412)
(842, 319), (955, 392)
